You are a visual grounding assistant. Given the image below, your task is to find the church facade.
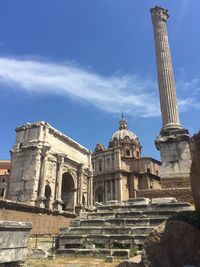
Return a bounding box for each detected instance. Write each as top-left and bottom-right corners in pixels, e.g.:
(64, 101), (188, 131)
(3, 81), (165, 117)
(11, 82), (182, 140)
(8, 121), (93, 211)
(92, 117), (161, 203)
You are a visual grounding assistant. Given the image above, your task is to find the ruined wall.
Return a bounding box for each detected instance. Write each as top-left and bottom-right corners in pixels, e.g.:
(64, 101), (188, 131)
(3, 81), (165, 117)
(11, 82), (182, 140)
(0, 199), (75, 235)
(137, 188), (193, 204)
(161, 176), (191, 189)
(190, 132), (200, 210)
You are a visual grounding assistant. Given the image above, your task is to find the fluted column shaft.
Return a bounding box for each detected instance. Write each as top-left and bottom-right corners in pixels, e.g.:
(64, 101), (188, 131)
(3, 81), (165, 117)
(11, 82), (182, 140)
(151, 6), (181, 130)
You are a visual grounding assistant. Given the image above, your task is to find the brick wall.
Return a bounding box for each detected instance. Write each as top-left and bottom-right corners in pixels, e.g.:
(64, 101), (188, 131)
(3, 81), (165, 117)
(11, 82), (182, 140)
(161, 177), (191, 189)
(137, 188), (193, 204)
(0, 199), (76, 235)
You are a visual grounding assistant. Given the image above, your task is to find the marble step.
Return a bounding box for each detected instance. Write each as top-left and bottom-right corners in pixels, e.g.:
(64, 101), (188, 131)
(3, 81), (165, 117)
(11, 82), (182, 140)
(57, 248), (129, 258)
(96, 202), (192, 213)
(60, 226), (154, 235)
(87, 209), (179, 219)
(73, 217), (166, 227)
(59, 233), (147, 247)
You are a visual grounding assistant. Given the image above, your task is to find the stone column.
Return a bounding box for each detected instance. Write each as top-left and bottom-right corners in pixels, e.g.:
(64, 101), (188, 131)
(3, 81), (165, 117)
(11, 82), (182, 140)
(53, 155), (64, 211)
(110, 180), (113, 200)
(115, 179), (119, 201)
(150, 6), (191, 185)
(89, 172), (93, 206)
(37, 148), (49, 208)
(118, 178), (123, 202)
(78, 164), (83, 205)
(150, 6), (181, 130)
(104, 180), (108, 203)
(56, 157), (64, 201)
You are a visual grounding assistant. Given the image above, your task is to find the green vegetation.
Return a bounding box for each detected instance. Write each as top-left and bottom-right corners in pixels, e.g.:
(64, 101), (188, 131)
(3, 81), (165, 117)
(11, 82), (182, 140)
(168, 210), (200, 229)
(111, 242), (130, 249)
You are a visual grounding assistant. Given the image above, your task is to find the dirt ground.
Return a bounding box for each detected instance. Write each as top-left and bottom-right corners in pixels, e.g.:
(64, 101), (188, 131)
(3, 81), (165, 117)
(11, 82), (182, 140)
(25, 256), (122, 267)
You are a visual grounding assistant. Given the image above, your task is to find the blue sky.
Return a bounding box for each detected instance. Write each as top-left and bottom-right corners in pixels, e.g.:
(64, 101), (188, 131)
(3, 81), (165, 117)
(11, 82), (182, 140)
(0, 0), (200, 160)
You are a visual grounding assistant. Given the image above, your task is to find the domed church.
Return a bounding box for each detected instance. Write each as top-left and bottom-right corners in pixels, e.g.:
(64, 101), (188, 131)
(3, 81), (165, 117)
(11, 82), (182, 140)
(92, 116), (161, 203)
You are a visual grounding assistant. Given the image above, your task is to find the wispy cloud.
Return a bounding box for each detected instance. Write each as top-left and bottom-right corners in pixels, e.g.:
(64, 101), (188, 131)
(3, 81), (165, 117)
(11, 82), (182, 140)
(0, 56), (199, 117)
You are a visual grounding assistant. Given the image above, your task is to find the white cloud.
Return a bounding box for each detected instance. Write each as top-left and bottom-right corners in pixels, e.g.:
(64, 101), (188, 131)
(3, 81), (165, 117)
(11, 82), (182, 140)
(0, 57), (199, 118)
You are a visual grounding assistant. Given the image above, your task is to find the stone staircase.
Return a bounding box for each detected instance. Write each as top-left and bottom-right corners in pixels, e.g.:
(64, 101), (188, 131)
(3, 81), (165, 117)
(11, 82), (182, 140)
(56, 198), (192, 258)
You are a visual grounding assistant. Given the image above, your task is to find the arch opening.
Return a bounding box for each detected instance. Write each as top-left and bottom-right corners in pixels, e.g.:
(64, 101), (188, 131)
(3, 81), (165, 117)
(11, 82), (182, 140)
(61, 172), (75, 210)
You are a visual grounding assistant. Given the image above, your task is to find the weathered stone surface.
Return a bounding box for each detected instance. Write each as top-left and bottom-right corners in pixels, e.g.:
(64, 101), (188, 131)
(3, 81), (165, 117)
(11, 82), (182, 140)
(0, 220), (32, 264)
(190, 132), (200, 210)
(142, 221), (200, 267)
(125, 198), (150, 206)
(57, 199), (192, 258)
(151, 197), (177, 205)
(137, 188), (193, 204)
(8, 121), (93, 212)
(151, 6), (191, 183)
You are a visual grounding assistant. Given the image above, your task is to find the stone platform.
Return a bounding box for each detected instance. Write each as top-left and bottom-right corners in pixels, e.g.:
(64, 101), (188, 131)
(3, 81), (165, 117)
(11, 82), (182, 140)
(56, 198), (192, 258)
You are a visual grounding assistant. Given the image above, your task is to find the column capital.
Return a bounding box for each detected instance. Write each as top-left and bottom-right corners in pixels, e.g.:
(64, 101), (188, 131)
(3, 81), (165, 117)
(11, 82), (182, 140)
(57, 154), (65, 165)
(150, 6), (169, 23)
(78, 163), (84, 172)
(41, 146), (50, 157)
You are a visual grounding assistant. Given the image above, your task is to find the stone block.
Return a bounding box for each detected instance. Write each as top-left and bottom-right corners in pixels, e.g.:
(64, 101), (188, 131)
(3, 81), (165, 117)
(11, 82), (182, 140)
(94, 202), (103, 207)
(106, 200), (119, 205)
(125, 198), (150, 205)
(151, 197), (177, 205)
(0, 221), (32, 264)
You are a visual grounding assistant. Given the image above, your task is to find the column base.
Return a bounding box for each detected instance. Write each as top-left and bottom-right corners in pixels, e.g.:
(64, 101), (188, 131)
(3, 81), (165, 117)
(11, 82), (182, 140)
(75, 204), (83, 215)
(156, 127), (191, 185)
(35, 196), (47, 209)
(53, 200), (64, 211)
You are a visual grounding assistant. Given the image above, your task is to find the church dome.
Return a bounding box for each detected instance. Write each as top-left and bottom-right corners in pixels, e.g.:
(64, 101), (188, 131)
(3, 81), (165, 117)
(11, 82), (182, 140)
(111, 117), (138, 142)
(108, 115), (141, 157)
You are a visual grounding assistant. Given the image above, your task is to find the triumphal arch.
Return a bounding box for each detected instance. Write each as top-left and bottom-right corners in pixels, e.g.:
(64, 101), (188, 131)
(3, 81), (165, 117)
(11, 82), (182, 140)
(8, 121), (93, 211)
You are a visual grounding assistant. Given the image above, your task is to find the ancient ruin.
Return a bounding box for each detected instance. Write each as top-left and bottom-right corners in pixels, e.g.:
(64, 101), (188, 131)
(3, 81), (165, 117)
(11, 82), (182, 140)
(8, 121), (93, 212)
(0, 5), (197, 265)
(190, 132), (200, 210)
(57, 198), (192, 257)
(151, 6), (191, 188)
